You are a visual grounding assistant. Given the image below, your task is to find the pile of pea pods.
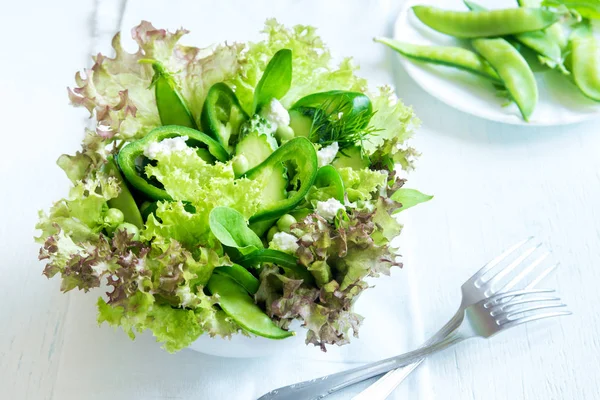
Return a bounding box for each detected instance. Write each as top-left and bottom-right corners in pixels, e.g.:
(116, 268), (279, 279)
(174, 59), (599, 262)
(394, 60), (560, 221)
(376, 0), (600, 121)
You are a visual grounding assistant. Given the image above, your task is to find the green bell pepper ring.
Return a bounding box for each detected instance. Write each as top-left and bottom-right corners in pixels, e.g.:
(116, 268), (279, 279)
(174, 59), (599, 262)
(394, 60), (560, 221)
(207, 274), (293, 339)
(314, 165), (345, 202)
(104, 157), (144, 229)
(117, 125), (229, 201)
(200, 82), (249, 152)
(213, 264), (260, 295)
(244, 137), (318, 223)
(235, 248), (314, 284)
(140, 59), (198, 129)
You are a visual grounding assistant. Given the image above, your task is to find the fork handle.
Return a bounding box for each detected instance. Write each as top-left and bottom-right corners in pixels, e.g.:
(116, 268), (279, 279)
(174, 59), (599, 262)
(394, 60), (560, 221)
(256, 329), (467, 400)
(351, 309), (464, 400)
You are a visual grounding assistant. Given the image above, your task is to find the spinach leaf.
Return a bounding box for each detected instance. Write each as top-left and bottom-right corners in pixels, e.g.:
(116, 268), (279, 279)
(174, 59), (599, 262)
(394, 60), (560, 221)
(391, 188), (433, 213)
(209, 207), (264, 254)
(253, 49), (292, 112)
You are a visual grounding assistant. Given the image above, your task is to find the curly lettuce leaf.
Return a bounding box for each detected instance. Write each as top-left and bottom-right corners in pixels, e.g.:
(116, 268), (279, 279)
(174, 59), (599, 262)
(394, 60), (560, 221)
(337, 167), (387, 202)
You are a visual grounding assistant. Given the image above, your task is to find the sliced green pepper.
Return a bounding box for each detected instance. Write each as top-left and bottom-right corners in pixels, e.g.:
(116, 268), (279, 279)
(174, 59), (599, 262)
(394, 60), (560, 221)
(314, 165), (345, 202)
(104, 157), (144, 229)
(236, 248), (314, 284)
(117, 125), (229, 201)
(140, 59), (198, 129)
(213, 264), (260, 294)
(244, 137), (318, 223)
(200, 82), (249, 152)
(206, 274), (293, 339)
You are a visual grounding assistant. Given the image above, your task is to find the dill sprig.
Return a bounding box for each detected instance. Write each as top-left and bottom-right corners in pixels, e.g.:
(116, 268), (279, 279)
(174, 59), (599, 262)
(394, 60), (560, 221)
(302, 95), (379, 150)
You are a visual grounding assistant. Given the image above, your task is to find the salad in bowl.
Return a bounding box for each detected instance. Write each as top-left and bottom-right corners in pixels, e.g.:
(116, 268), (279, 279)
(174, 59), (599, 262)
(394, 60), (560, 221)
(36, 20), (430, 353)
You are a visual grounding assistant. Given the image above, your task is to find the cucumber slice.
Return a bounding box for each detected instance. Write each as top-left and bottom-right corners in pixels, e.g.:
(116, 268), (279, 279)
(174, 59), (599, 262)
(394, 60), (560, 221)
(332, 146), (370, 170)
(235, 131), (277, 174)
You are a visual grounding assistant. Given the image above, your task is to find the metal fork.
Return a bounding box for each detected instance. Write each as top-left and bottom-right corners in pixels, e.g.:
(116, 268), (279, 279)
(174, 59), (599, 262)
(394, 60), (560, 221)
(256, 238), (561, 400)
(257, 288), (570, 400)
(353, 237), (556, 399)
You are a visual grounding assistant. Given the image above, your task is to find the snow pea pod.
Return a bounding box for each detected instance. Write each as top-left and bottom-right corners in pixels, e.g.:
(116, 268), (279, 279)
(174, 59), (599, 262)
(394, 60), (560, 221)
(206, 274), (293, 339)
(236, 248), (315, 284)
(200, 82), (249, 153)
(472, 38), (538, 121)
(570, 24), (600, 101)
(140, 59), (198, 129)
(464, 1), (565, 71)
(214, 264), (260, 294)
(412, 6), (562, 38)
(117, 125), (229, 200)
(104, 157), (144, 229)
(517, 0), (568, 50)
(374, 37), (502, 84)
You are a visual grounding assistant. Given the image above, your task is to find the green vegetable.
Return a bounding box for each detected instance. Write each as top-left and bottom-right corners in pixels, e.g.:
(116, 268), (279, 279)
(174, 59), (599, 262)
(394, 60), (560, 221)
(253, 49), (293, 112)
(472, 38), (538, 121)
(543, 0), (600, 20)
(214, 264), (260, 294)
(375, 37), (502, 84)
(463, 1), (566, 73)
(200, 83), (249, 152)
(117, 126), (229, 200)
(115, 222), (140, 240)
(244, 137), (318, 223)
(313, 165), (345, 203)
(140, 59), (198, 129)
(103, 208), (125, 232)
(207, 274), (293, 339)
(104, 157), (144, 228)
(276, 214), (297, 233)
(291, 91), (375, 149)
(332, 146), (371, 170)
(234, 117), (279, 175)
(390, 188), (433, 213)
(412, 6), (562, 38)
(236, 248), (314, 283)
(209, 207), (264, 255)
(569, 22), (600, 101)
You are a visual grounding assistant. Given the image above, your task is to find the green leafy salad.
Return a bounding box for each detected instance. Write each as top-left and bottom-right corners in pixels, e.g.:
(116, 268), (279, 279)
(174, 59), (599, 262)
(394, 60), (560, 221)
(36, 20), (431, 352)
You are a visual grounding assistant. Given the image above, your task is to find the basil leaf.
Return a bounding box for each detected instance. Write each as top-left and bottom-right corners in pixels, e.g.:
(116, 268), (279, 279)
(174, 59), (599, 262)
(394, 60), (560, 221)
(253, 49), (292, 112)
(390, 188), (433, 213)
(209, 207), (264, 255)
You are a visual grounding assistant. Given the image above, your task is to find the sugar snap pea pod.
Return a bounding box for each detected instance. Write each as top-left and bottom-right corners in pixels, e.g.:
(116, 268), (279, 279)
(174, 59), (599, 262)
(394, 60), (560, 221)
(517, 0), (568, 50)
(472, 38), (538, 121)
(244, 137), (318, 223)
(236, 248), (315, 284)
(117, 126), (229, 200)
(104, 157), (144, 229)
(140, 59), (198, 129)
(374, 37), (502, 84)
(570, 24), (600, 101)
(207, 274), (293, 339)
(463, 1), (566, 72)
(412, 6), (562, 38)
(200, 82), (249, 153)
(214, 264), (260, 294)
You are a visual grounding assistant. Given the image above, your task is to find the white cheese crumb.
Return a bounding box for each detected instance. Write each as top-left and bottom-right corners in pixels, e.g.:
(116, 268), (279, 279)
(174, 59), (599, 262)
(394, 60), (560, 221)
(260, 98), (290, 129)
(317, 142), (339, 167)
(316, 198), (345, 221)
(144, 135), (193, 159)
(269, 232), (299, 254)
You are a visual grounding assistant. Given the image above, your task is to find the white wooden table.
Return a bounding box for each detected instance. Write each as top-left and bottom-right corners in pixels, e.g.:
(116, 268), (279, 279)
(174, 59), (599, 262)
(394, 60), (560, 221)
(2, 1), (600, 399)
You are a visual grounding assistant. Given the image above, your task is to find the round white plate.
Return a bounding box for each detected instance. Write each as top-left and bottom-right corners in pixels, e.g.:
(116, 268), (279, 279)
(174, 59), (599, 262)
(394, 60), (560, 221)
(393, 0), (600, 125)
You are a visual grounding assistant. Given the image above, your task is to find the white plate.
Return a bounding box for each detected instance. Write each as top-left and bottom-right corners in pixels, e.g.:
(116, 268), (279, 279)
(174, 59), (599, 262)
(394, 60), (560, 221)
(393, 0), (600, 126)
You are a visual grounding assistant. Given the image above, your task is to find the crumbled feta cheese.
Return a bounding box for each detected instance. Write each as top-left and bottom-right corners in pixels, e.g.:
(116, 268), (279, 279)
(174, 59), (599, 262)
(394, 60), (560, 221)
(144, 135), (192, 159)
(269, 232), (299, 254)
(317, 142), (339, 167)
(260, 98), (290, 129)
(316, 198), (345, 221)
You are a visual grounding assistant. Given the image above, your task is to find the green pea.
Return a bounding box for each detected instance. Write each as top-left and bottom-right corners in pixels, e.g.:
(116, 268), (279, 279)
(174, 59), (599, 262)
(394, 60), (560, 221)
(374, 37), (501, 84)
(276, 214), (297, 233)
(267, 226), (279, 242)
(412, 6), (561, 39)
(140, 59), (197, 129)
(232, 155), (249, 176)
(206, 274), (294, 339)
(104, 208), (124, 228)
(115, 222), (140, 241)
(276, 124), (295, 143)
(472, 38), (538, 121)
